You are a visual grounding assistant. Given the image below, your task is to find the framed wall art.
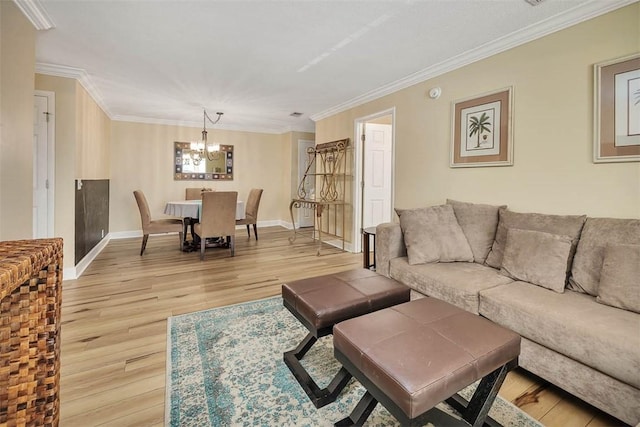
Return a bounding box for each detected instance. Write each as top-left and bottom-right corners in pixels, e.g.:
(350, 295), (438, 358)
(451, 87), (513, 168)
(593, 53), (640, 163)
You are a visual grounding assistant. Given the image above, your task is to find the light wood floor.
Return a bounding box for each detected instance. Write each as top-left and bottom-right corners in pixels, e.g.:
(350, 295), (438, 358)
(60, 227), (627, 426)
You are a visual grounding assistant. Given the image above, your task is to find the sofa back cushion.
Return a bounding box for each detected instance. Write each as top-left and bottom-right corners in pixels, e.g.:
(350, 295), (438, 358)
(500, 228), (573, 293)
(596, 244), (640, 313)
(485, 209), (586, 270)
(570, 218), (640, 296)
(446, 199), (505, 264)
(397, 204), (474, 265)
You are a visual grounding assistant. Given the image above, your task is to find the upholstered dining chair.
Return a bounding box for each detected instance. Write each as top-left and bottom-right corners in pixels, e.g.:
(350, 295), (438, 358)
(236, 188), (263, 240)
(133, 190), (184, 255)
(185, 187), (212, 200)
(184, 187), (213, 240)
(194, 191), (238, 260)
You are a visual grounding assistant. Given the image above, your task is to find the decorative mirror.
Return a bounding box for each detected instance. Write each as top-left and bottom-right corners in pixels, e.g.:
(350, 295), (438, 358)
(174, 142), (233, 180)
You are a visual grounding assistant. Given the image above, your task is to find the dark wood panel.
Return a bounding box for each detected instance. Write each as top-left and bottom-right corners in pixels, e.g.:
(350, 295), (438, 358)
(75, 179), (109, 264)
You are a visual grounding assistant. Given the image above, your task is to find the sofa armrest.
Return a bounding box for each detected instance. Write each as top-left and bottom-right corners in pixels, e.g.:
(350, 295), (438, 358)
(375, 222), (406, 277)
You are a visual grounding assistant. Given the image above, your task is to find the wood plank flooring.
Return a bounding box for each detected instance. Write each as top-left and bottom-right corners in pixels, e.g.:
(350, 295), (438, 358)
(59, 227), (627, 426)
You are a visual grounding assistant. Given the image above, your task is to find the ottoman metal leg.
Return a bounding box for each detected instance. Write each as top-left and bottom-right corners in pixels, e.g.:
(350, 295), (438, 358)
(284, 332), (352, 408)
(334, 391), (377, 427)
(446, 359), (517, 427)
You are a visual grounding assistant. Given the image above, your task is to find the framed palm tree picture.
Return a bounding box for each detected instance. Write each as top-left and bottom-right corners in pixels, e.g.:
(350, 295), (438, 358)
(451, 87), (513, 167)
(593, 53), (640, 163)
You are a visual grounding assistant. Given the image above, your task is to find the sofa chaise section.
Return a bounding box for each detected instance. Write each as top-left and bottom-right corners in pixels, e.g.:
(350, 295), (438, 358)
(479, 281), (640, 424)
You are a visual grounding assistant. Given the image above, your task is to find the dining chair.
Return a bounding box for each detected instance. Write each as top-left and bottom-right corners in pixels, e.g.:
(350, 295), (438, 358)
(185, 187), (212, 200)
(184, 187), (213, 240)
(236, 188), (264, 240)
(133, 190), (184, 255)
(194, 191), (238, 260)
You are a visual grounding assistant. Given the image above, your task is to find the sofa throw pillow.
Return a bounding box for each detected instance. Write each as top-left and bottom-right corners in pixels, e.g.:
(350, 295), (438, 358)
(485, 208), (586, 270)
(596, 244), (640, 313)
(446, 199), (506, 264)
(569, 217), (640, 296)
(500, 228), (573, 293)
(397, 204), (474, 265)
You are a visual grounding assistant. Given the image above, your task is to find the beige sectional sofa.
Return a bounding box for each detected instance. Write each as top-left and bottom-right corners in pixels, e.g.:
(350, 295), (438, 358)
(375, 200), (639, 425)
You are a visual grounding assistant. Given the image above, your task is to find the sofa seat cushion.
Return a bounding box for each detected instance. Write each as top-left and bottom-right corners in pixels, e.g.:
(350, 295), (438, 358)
(479, 281), (640, 388)
(389, 257), (513, 314)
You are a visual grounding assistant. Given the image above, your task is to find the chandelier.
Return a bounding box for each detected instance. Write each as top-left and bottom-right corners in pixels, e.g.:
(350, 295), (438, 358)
(189, 110), (223, 166)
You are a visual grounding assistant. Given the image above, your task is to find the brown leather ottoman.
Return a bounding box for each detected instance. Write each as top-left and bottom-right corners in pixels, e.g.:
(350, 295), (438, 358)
(333, 297), (521, 427)
(282, 269), (410, 408)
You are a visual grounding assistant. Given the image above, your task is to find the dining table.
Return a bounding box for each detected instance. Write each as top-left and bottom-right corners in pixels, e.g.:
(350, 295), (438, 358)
(164, 199), (246, 250)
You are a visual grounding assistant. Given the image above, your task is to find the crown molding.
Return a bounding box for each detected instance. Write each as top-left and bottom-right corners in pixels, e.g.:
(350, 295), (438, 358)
(13, 0), (54, 30)
(111, 115), (315, 135)
(310, 0), (636, 122)
(35, 63), (114, 118)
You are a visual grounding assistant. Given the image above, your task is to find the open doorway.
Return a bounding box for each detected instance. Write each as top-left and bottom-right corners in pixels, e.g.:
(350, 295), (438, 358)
(353, 108), (395, 253)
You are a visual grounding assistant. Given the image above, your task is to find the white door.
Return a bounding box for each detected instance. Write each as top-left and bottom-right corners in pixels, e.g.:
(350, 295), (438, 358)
(362, 123), (392, 229)
(33, 92), (54, 238)
(297, 140), (315, 227)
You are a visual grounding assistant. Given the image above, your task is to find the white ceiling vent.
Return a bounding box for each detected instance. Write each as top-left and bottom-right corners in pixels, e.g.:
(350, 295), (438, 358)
(524, 0), (546, 5)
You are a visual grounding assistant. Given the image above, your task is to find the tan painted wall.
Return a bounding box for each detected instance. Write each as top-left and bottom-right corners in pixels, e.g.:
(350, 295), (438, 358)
(35, 74), (112, 267)
(316, 4), (640, 246)
(0, 1), (36, 240)
(76, 83), (111, 179)
(110, 121), (299, 232)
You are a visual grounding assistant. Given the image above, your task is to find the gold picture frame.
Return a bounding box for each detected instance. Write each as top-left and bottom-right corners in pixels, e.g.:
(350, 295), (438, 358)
(451, 87), (513, 168)
(593, 53), (640, 163)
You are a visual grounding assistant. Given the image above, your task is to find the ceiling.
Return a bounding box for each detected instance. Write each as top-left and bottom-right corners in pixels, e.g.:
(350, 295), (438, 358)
(24, 0), (633, 134)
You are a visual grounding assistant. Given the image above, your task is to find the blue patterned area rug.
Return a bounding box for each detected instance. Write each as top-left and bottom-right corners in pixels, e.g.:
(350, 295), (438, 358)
(166, 296), (542, 427)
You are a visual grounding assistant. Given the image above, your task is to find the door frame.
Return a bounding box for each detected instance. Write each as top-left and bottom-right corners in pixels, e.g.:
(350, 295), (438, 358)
(34, 90), (56, 238)
(353, 107), (395, 253)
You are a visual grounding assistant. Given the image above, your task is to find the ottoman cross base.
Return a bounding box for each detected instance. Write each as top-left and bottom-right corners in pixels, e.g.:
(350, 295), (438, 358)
(281, 269), (410, 409)
(284, 333), (353, 409)
(444, 361), (516, 427)
(334, 349), (517, 427)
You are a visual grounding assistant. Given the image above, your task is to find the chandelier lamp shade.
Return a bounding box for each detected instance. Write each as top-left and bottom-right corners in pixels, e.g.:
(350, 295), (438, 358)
(188, 110), (224, 165)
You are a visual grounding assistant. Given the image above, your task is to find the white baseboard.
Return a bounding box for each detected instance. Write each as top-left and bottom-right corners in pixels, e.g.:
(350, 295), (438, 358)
(63, 266), (77, 281)
(322, 237), (354, 253)
(110, 230), (144, 239)
(63, 233), (112, 280)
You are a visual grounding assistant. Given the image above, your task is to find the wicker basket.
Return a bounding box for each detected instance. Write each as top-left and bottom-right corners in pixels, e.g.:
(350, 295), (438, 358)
(0, 238), (63, 427)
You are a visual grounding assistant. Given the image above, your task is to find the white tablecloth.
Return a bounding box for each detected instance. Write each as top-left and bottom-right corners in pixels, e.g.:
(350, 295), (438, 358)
(164, 200), (245, 220)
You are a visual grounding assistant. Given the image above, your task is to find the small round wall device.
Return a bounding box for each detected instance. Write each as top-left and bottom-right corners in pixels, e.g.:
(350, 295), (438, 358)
(428, 87), (442, 99)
